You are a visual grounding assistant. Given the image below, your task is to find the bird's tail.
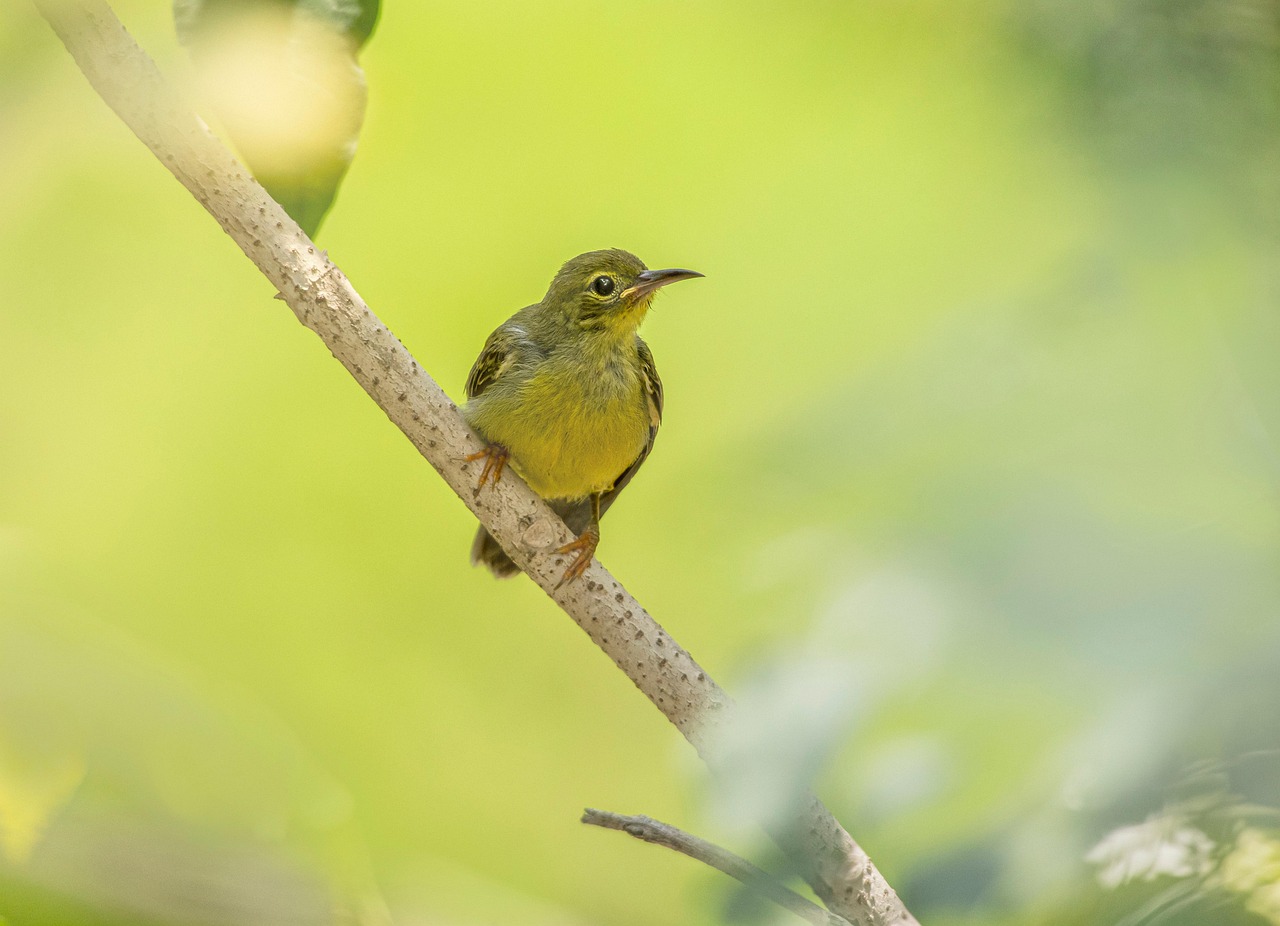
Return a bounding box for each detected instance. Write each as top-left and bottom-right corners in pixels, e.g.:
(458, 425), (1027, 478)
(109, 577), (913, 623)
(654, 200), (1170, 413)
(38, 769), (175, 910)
(470, 526), (520, 578)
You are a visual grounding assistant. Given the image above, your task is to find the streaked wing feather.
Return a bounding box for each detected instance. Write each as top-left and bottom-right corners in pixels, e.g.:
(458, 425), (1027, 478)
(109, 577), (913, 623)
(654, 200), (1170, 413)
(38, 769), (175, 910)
(465, 325), (521, 399)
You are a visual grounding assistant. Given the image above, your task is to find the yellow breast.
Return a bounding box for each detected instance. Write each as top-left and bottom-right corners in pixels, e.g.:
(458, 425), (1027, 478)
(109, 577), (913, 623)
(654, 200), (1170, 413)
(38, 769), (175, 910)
(466, 355), (650, 501)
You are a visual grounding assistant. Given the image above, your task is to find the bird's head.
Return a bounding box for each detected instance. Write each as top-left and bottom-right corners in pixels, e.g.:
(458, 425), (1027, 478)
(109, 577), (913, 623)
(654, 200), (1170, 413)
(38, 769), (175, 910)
(544, 249), (702, 333)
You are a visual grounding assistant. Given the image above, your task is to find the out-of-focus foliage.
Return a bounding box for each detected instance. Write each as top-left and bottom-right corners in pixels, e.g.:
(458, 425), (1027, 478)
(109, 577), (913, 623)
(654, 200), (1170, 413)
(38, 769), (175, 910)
(174, 0), (380, 235)
(2, 1), (1278, 925)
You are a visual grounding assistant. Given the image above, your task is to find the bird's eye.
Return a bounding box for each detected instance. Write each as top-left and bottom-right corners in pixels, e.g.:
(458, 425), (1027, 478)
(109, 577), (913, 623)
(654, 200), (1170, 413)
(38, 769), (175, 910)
(591, 275), (615, 297)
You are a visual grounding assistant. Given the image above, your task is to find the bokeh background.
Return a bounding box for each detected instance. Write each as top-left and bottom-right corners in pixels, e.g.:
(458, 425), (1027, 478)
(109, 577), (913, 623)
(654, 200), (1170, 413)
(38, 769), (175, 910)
(3, 1), (1280, 924)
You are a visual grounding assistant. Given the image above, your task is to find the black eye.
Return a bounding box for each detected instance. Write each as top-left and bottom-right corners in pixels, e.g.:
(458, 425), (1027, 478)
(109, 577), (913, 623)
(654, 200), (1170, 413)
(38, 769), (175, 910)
(592, 275), (615, 297)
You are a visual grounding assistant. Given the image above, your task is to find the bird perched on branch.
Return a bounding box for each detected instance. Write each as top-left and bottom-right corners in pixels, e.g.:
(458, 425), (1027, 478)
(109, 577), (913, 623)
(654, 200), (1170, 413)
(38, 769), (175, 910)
(462, 249), (702, 584)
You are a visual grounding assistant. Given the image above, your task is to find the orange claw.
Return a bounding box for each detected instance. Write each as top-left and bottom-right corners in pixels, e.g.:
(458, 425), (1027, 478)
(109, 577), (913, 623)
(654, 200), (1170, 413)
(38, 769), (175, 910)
(465, 444), (510, 489)
(554, 525), (600, 589)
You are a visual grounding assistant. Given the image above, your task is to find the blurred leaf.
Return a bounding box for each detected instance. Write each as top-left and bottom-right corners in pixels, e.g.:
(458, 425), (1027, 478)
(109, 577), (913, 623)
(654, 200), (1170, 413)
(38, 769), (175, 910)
(0, 733), (83, 864)
(174, 0), (381, 235)
(1086, 815), (1215, 888)
(1221, 830), (1280, 925)
(174, 0), (381, 47)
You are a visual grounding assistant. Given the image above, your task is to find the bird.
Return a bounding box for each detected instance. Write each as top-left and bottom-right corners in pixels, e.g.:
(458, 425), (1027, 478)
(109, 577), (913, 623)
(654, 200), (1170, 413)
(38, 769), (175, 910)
(462, 249), (702, 584)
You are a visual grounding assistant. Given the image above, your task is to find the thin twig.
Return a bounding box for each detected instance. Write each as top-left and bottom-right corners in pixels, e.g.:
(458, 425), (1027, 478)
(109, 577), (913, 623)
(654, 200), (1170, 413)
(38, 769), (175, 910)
(31, 4), (918, 924)
(583, 809), (853, 926)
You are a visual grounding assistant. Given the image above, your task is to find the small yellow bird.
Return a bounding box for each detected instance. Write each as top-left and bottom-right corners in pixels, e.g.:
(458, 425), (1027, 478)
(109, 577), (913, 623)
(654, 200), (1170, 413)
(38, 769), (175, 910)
(462, 249), (702, 583)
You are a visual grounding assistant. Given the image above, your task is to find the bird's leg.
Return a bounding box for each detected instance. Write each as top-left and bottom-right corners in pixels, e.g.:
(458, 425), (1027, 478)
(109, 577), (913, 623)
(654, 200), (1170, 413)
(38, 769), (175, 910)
(555, 493), (602, 588)
(465, 443), (510, 489)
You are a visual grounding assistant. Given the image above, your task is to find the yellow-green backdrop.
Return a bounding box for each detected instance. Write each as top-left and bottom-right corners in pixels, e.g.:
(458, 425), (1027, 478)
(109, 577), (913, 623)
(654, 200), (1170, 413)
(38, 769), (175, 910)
(3, 2), (1279, 925)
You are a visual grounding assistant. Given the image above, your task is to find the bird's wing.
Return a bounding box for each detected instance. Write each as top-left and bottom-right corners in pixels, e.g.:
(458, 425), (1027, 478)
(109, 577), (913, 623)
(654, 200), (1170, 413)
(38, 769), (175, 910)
(559, 337), (663, 534)
(465, 323), (526, 399)
(638, 336), (664, 427)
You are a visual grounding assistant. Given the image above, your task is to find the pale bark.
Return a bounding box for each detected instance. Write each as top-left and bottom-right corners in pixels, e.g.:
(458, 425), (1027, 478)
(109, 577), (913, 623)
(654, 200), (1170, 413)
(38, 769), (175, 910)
(582, 808), (854, 926)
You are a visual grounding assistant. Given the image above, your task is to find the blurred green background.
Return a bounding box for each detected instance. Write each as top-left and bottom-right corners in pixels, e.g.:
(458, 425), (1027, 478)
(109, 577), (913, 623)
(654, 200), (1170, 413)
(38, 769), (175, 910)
(3, 1), (1280, 924)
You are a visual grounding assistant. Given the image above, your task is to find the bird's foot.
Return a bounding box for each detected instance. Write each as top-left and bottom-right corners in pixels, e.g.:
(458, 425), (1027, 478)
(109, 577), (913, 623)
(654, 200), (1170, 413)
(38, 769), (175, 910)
(465, 443), (509, 490)
(554, 525), (600, 589)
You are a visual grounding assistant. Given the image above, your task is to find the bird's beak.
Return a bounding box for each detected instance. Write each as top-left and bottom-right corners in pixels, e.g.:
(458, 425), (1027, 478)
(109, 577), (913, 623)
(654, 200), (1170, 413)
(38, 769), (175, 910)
(621, 268), (704, 302)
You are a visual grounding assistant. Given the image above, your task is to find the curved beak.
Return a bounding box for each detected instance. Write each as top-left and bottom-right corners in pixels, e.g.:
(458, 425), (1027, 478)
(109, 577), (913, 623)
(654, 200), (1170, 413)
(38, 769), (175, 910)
(621, 267), (704, 302)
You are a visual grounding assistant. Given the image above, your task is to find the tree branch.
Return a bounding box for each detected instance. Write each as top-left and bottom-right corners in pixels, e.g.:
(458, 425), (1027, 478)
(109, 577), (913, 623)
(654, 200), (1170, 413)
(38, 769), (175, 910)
(32, 3), (918, 924)
(582, 809), (854, 926)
